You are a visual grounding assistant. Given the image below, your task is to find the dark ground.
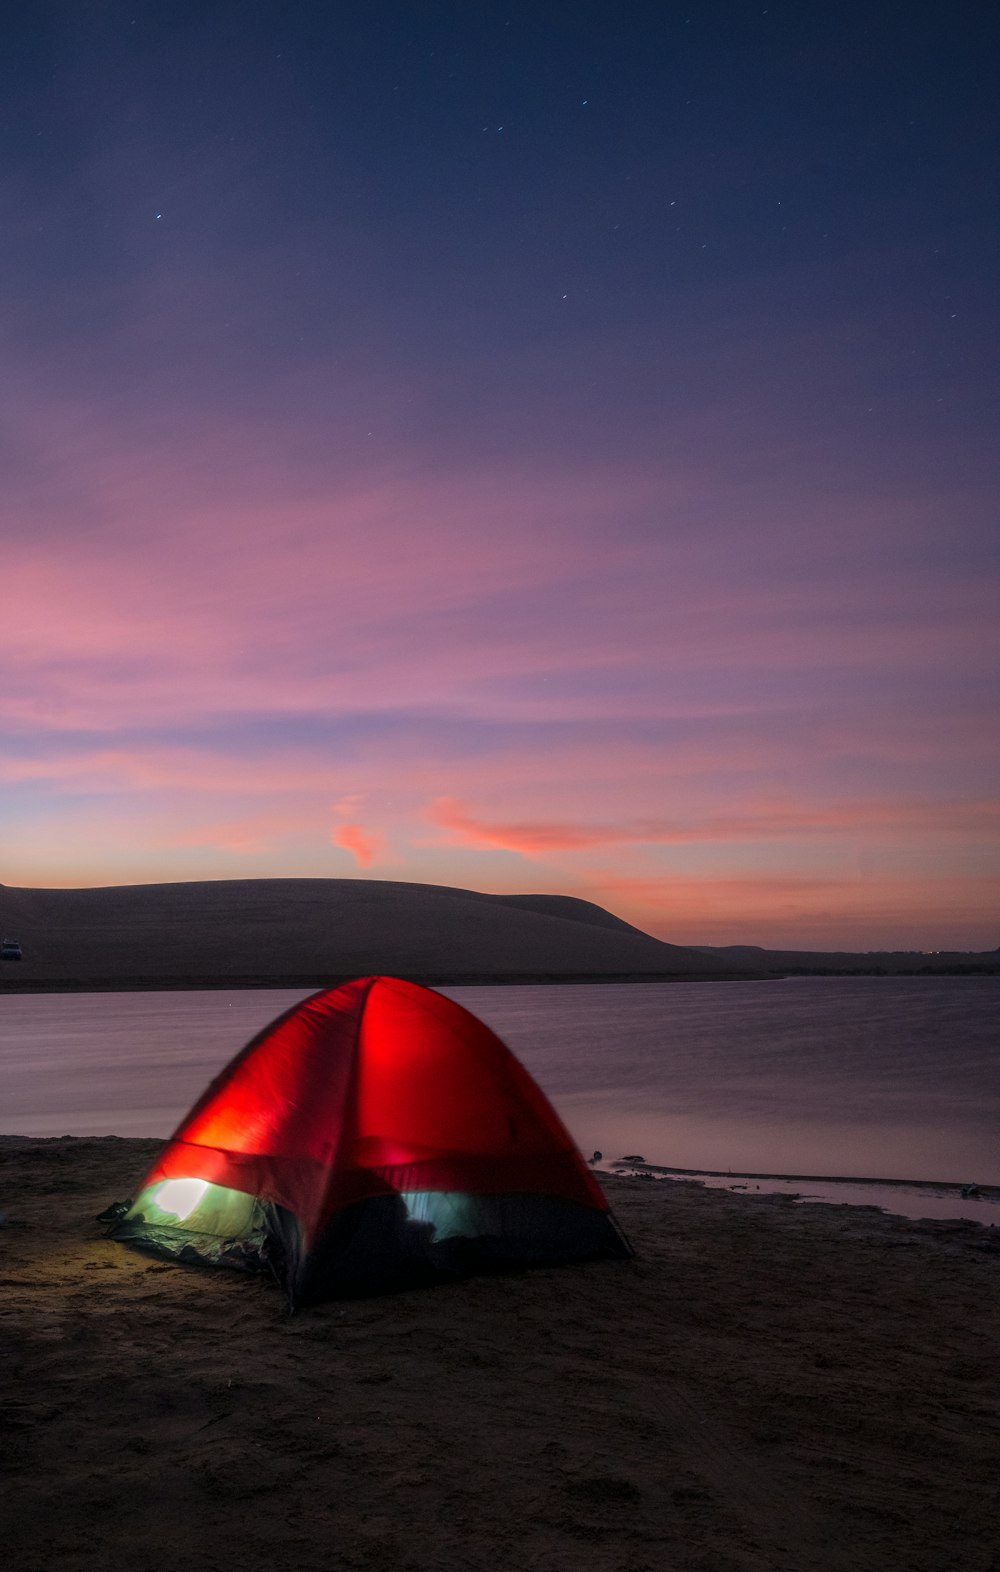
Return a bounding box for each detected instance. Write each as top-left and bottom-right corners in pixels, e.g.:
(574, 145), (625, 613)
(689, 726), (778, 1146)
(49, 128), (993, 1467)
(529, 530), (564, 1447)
(1, 1138), (998, 1572)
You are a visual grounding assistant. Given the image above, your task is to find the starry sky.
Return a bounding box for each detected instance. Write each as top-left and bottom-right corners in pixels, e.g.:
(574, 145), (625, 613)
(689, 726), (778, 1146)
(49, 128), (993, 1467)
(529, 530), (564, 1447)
(3, 1), (998, 949)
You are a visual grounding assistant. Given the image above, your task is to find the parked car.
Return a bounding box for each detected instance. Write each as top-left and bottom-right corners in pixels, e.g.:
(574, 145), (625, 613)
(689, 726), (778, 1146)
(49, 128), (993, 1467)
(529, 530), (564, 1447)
(0, 939), (23, 961)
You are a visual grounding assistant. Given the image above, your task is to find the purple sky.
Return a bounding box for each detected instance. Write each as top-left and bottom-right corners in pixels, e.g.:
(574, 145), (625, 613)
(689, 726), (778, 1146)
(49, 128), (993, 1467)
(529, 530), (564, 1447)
(2, 3), (998, 948)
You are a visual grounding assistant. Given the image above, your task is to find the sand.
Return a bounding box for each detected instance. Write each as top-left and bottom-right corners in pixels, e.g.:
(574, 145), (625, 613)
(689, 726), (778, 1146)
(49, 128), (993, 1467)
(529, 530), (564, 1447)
(1, 1137), (997, 1572)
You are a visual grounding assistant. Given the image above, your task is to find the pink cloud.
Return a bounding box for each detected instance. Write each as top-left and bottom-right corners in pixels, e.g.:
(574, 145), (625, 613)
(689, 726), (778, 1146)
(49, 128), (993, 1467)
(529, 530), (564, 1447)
(0, 745), (350, 797)
(332, 793), (365, 818)
(332, 823), (385, 868)
(3, 386), (997, 741)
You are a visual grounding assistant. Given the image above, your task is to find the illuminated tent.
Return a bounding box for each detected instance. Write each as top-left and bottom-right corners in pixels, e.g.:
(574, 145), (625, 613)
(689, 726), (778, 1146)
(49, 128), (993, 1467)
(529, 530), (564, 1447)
(109, 977), (631, 1305)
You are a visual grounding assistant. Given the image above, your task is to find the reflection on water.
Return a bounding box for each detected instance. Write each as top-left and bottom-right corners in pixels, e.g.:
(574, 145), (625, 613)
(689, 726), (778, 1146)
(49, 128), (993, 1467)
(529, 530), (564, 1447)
(1, 979), (997, 1198)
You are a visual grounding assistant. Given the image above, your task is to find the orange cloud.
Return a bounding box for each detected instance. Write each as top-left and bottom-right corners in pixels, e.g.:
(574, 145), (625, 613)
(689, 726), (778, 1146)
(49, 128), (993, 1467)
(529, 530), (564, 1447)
(427, 795), (1000, 857)
(427, 797), (615, 854)
(332, 823), (385, 868)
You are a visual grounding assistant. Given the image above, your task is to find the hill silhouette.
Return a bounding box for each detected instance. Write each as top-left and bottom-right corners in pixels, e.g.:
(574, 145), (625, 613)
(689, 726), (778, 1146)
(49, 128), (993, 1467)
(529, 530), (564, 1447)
(0, 878), (755, 988)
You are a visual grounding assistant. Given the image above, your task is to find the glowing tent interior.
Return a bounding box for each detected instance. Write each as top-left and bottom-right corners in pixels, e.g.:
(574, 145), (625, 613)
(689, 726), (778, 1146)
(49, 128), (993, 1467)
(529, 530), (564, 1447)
(108, 977), (631, 1305)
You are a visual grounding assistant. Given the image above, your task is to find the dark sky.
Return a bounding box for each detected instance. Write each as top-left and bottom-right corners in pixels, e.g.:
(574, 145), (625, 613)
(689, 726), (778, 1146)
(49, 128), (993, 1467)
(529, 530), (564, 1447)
(3, 2), (998, 947)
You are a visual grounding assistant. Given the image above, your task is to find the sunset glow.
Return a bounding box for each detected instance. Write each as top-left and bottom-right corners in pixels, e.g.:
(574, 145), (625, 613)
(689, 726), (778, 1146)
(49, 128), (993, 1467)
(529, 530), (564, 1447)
(2, 5), (997, 950)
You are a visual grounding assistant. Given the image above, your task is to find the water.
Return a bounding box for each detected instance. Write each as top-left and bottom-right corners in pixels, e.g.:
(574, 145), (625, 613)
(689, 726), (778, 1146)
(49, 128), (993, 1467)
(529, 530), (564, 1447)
(1, 978), (997, 1222)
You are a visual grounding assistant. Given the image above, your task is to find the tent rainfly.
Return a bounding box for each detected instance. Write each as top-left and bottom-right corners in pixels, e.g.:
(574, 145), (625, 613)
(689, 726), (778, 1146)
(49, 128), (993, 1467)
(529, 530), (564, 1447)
(108, 976), (631, 1305)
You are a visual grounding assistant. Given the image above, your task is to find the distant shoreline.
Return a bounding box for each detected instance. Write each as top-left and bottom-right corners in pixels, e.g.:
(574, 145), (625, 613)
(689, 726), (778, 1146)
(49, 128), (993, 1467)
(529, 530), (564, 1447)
(3, 966), (997, 993)
(0, 969), (757, 993)
(611, 1160), (1000, 1201)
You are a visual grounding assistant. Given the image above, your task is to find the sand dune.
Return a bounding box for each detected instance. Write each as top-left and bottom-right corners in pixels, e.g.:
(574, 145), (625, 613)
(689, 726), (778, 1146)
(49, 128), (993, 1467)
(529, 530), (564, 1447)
(1, 1135), (996, 1572)
(0, 878), (755, 987)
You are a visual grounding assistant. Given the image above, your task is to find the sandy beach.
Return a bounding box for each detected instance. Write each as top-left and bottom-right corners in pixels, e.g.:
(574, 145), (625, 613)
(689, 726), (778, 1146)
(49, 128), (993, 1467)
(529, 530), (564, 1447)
(1, 1137), (997, 1572)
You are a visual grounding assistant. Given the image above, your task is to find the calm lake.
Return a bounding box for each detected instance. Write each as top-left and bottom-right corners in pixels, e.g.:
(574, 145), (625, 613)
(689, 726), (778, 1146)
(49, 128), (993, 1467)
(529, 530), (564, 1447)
(2, 977), (998, 1214)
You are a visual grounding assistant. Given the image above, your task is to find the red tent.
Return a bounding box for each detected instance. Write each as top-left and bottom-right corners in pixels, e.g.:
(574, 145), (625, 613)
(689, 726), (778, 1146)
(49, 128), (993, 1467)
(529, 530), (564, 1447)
(110, 977), (631, 1304)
